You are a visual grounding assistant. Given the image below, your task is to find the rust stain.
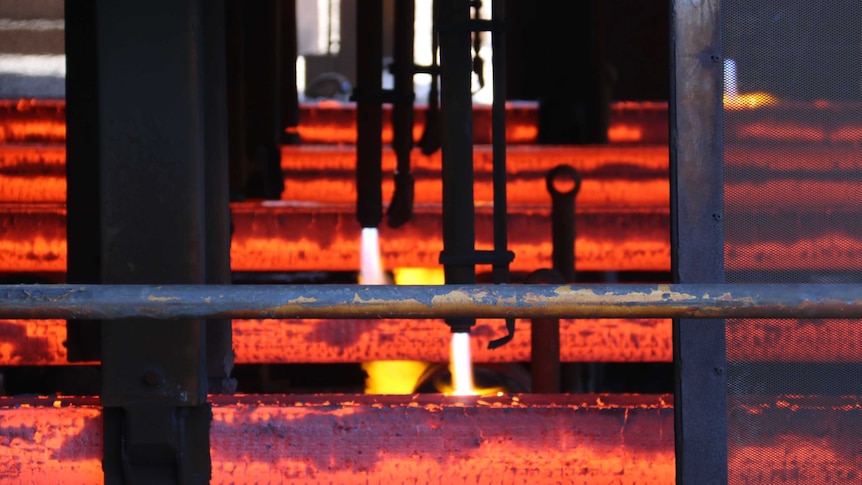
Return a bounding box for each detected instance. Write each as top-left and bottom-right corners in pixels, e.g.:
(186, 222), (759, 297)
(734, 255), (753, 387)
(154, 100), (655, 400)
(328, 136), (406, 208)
(287, 296), (318, 305)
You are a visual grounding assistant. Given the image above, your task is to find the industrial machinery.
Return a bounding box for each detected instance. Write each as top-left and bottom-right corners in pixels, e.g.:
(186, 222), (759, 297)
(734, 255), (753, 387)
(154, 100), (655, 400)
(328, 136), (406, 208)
(1, 0), (861, 484)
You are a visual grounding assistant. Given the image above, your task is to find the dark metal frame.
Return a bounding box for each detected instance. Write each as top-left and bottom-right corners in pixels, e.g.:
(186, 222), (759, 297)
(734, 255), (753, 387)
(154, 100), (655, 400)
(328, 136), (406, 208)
(670, 0), (727, 483)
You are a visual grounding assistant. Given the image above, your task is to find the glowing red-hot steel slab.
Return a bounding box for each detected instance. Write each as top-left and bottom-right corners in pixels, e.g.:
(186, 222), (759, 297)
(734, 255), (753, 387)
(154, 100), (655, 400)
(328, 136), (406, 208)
(0, 202), (670, 273)
(725, 101), (862, 143)
(0, 143), (670, 206)
(277, 145), (669, 207)
(725, 234), (862, 272)
(229, 203), (669, 272)
(0, 318), (672, 366)
(7, 199), (862, 273)
(0, 99), (670, 145)
(10, 142), (862, 211)
(0, 100), (66, 144)
(8, 315), (862, 365)
(0, 394), (675, 484)
(0, 203), (66, 273)
(728, 395), (862, 484)
(608, 101), (669, 144)
(726, 319), (862, 363)
(297, 101), (540, 145)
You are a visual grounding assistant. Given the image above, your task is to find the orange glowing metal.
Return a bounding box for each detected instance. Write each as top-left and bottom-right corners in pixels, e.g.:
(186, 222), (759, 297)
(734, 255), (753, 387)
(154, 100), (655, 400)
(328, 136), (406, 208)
(8, 316), (862, 366)
(607, 124), (644, 143)
(727, 318), (862, 363)
(0, 318), (672, 366)
(724, 92), (778, 110)
(0, 143), (672, 206)
(733, 122), (827, 142)
(0, 394), (675, 484)
(726, 234), (862, 272)
(0, 99), (670, 145)
(0, 120), (66, 144)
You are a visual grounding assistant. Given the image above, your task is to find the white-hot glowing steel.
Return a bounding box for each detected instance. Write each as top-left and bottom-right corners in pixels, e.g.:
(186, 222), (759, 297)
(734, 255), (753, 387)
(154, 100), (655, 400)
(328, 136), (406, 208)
(359, 228), (389, 285)
(450, 332), (476, 396)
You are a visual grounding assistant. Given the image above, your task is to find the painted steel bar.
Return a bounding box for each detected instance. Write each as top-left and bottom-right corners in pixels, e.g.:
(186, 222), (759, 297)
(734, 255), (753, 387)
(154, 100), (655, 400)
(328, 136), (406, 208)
(0, 283), (862, 320)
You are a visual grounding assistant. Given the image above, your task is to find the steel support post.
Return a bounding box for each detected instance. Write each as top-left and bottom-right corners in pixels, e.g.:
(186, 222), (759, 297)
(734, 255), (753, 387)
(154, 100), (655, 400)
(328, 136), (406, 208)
(355, 0), (384, 228)
(438, 0), (477, 333)
(240, 0), (284, 199)
(280, 0), (300, 144)
(64, 0), (101, 362)
(387, 0), (416, 228)
(670, 1), (727, 483)
(93, 0), (214, 482)
(202, 0), (235, 395)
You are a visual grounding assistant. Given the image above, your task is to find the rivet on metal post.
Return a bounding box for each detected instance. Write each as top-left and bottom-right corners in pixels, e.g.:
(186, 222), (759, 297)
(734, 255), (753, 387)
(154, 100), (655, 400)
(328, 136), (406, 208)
(142, 368), (164, 388)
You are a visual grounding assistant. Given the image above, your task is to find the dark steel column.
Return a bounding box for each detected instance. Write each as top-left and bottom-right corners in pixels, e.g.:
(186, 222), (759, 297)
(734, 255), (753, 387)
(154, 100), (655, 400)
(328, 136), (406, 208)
(95, 0), (212, 482)
(386, 0), (415, 228)
(355, 0), (384, 228)
(490, 0), (509, 285)
(670, 1), (727, 483)
(241, 0), (284, 199)
(202, 0), (235, 394)
(527, 269), (565, 393)
(438, 0), (476, 333)
(280, 0), (300, 144)
(225, 0), (247, 199)
(64, 0), (101, 361)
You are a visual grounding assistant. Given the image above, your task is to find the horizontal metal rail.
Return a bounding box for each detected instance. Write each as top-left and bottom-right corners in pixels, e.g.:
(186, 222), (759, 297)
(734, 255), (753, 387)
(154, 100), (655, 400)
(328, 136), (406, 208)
(0, 283), (861, 320)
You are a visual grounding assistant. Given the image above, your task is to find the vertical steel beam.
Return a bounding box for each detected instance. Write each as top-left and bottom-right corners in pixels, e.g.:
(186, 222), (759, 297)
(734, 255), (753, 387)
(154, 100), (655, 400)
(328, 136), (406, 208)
(490, 0), (510, 285)
(225, 0), (247, 198)
(670, 1), (727, 484)
(64, 0), (101, 362)
(241, 0), (284, 199)
(386, 0), (416, 228)
(438, 0), (476, 332)
(202, 0), (235, 395)
(95, 0), (212, 482)
(280, 0), (300, 144)
(355, 0), (384, 228)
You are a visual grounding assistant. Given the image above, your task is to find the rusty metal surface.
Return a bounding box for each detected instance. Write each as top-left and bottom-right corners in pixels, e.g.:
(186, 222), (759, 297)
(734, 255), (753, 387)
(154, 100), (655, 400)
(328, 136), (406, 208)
(0, 283), (861, 320)
(0, 394), (675, 484)
(0, 317), (672, 365)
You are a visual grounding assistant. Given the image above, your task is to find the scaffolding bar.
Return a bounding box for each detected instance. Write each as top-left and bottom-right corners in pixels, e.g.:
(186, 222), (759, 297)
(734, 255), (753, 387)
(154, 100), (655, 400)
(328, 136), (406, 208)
(0, 283), (861, 320)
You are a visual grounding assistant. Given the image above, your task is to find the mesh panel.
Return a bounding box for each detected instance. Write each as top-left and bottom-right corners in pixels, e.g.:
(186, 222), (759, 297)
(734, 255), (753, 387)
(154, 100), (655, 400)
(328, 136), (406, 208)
(724, 1), (862, 482)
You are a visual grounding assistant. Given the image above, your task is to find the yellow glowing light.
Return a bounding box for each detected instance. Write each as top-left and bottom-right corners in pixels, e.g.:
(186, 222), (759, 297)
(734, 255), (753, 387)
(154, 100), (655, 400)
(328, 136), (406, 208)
(363, 360), (430, 394)
(724, 92), (778, 110)
(392, 267), (445, 285)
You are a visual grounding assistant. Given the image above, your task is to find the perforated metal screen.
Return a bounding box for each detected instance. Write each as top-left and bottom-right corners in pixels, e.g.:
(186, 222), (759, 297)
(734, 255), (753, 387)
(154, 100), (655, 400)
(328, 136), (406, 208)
(723, 2), (862, 482)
